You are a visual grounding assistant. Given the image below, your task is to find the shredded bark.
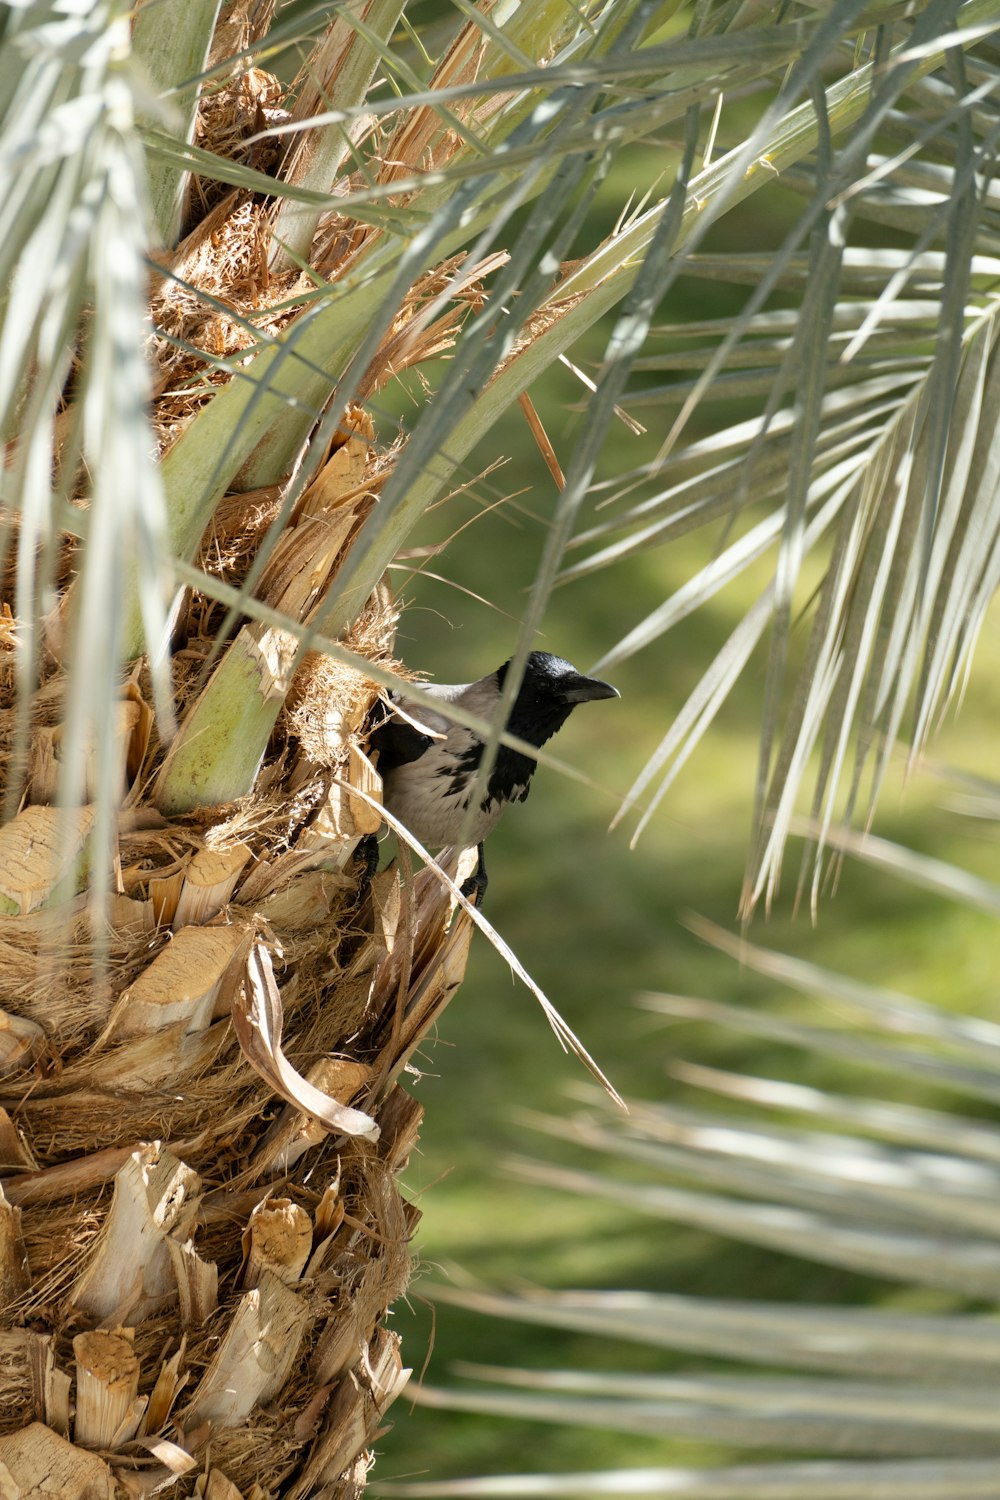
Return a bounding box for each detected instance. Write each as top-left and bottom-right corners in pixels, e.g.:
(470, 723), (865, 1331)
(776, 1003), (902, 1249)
(0, 6), (512, 1490)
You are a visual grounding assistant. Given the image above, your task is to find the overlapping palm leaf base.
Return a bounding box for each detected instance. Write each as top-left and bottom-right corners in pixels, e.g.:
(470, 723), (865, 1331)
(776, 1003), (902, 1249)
(0, 549), (473, 1494)
(0, 505), (474, 1497)
(0, 46), (480, 1500)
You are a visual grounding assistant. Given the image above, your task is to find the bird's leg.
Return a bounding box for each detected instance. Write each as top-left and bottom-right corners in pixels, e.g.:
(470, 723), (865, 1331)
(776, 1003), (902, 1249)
(354, 832), (380, 888)
(459, 842), (488, 905)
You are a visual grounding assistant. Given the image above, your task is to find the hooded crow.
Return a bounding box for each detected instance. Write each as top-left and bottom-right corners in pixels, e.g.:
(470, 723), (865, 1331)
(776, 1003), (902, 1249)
(368, 651), (619, 898)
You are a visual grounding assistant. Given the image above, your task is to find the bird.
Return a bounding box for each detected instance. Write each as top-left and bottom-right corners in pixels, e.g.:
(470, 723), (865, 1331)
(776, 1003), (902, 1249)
(368, 651), (620, 900)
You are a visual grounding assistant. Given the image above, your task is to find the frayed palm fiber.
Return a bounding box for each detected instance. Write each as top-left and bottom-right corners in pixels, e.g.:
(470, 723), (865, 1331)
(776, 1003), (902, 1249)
(0, 41), (482, 1500)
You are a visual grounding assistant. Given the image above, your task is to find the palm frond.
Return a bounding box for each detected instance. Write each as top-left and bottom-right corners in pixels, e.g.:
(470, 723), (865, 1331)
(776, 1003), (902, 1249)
(554, 7), (1000, 913)
(0, 0), (172, 931)
(376, 1457), (1000, 1498)
(382, 813), (1000, 1497)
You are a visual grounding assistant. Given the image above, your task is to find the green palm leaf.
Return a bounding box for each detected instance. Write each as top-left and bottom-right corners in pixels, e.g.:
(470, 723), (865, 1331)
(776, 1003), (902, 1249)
(386, 812), (1000, 1496)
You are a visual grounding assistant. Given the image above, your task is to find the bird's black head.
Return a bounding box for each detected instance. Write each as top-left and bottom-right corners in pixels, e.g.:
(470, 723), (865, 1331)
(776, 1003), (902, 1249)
(496, 651), (619, 748)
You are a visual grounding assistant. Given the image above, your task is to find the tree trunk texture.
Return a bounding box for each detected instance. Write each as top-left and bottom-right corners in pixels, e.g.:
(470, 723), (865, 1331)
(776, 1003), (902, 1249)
(0, 5), (501, 1487)
(0, 581), (472, 1496)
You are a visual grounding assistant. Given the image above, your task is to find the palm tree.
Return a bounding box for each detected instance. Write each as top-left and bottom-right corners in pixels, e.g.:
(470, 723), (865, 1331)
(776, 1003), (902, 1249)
(1, 0), (997, 1494)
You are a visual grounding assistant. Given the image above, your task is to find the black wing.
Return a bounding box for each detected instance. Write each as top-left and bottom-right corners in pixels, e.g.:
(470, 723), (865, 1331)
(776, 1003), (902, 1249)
(367, 697), (435, 775)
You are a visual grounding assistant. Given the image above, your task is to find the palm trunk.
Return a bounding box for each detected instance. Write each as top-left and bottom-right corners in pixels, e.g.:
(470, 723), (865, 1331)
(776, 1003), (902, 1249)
(0, 10), (481, 1492)
(1, 0), (676, 1478)
(0, 563), (472, 1495)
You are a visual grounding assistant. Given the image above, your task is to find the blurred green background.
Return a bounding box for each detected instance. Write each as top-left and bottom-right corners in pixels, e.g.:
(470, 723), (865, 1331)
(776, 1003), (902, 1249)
(276, 16), (1000, 1459)
(363, 208), (1000, 1482)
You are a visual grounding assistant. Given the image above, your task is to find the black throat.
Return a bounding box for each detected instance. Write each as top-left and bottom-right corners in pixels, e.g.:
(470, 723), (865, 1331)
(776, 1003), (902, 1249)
(480, 661), (577, 806)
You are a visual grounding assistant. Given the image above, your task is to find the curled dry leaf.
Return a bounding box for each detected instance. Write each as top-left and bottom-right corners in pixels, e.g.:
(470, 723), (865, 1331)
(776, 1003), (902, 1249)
(0, 1009), (47, 1078)
(234, 943), (380, 1142)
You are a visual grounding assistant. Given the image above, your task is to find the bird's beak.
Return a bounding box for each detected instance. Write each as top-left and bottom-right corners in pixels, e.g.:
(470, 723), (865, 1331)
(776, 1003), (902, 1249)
(559, 672), (620, 705)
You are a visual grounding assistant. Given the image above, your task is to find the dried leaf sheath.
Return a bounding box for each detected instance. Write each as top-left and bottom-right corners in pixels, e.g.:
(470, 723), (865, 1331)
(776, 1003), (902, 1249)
(0, 521), (474, 1498)
(0, 0), (669, 1482)
(0, 60), (481, 1479)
